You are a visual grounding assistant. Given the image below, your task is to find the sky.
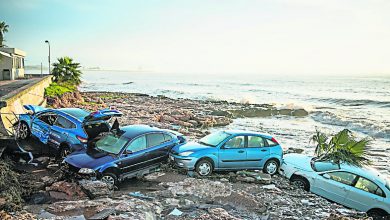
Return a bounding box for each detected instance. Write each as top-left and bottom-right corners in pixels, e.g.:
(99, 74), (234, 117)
(0, 0), (390, 75)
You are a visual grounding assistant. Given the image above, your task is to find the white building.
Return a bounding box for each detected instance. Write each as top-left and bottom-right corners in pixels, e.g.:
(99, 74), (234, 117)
(0, 48), (26, 80)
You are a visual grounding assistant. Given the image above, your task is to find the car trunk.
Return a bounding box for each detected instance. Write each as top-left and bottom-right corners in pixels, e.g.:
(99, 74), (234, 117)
(82, 109), (123, 141)
(83, 122), (110, 141)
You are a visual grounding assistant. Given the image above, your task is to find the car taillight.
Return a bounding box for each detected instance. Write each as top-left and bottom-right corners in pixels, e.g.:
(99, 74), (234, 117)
(77, 136), (88, 143)
(271, 137), (279, 144)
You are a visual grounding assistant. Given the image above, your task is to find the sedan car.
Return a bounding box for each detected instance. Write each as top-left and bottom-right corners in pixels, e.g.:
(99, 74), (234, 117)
(170, 130), (283, 176)
(280, 153), (390, 217)
(64, 125), (186, 186)
(18, 105), (122, 157)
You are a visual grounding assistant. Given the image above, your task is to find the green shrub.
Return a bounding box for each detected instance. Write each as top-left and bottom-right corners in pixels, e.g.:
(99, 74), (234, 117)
(44, 82), (76, 98)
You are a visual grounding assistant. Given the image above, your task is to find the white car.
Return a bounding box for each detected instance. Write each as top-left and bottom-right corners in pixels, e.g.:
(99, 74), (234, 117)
(280, 153), (390, 218)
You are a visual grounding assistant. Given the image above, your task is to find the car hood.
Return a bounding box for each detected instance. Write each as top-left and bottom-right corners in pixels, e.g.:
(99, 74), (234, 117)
(283, 153), (313, 171)
(172, 141), (213, 153)
(65, 149), (116, 169)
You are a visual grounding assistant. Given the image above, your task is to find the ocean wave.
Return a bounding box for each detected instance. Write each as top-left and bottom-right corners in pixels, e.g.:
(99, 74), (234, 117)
(311, 111), (390, 139)
(314, 98), (390, 108)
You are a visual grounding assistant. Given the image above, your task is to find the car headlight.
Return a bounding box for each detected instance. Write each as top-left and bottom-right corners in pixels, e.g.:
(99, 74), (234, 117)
(78, 168), (95, 174)
(179, 151), (194, 157)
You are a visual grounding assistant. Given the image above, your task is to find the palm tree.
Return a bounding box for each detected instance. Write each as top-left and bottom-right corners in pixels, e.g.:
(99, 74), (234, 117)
(311, 129), (371, 167)
(0, 21), (9, 47)
(52, 57), (82, 85)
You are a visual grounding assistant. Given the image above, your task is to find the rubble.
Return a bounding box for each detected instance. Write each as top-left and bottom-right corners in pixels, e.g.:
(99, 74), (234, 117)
(79, 180), (113, 199)
(46, 181), (87, 201)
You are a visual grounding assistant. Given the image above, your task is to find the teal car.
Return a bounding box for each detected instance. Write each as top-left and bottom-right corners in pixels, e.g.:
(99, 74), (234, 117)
(280, 154), (390, 218)
(170, 130), (283, 176)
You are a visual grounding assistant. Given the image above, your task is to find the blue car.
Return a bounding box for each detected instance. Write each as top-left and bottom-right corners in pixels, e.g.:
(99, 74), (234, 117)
(280, 154), (390, 217)
(64, 125), (186, 186)
(170, 130), (283, 176)
(17, 105), (122, 157)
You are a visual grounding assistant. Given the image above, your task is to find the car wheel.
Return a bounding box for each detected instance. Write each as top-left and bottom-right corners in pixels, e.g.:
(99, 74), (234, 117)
(18, 122), (30, 140)
(195, 159), (213, 176)
(101, 172), (118, 187)
(291, 176), (310, 191)
(367, 209), (388, 219)
(263, 159), (279, 175)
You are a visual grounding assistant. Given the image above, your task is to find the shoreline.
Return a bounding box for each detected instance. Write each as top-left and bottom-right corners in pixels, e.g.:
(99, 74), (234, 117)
(0, 90), (370, 220)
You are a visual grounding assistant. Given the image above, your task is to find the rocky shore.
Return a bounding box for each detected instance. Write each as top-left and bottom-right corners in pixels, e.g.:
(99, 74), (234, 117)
(0, 91), (372, 219)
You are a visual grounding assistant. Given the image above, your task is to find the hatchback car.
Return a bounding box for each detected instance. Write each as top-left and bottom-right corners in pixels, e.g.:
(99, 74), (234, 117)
(170, 130), (283, 176)
(280, 153), (390, 217)
(64, 125), (186, 186)
(18, 105), (122, 157)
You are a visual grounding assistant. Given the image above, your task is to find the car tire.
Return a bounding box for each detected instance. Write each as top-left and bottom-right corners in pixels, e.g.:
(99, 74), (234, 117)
(263, 159), (279, 175)
(367, 209), (388, 219)
(195, 159), (213, 176)
(18, 121), (31, 140)
(101, 172), (118, 187)
(291, 176), (310, 191)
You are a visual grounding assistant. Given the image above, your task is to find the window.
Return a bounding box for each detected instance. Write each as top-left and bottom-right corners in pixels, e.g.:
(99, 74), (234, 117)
(199, 131), (230, 147)
(355, 177), (384, 197)
(54, 116), (75, 129)
(266, 139), (278, 147)
(147, 133), (165, 147)
(164, 133), (173, 142)
(327, 171), (357, 185)
(248, 136), (265, 148)
(96, 133), (129, 154)
(224, 136), (245, 149)
(127, 136), (147, 153)
(37, 114), (57, 126)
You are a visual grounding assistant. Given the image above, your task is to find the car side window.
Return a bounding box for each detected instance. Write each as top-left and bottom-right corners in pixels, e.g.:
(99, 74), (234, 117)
(164, 133), (173, 142)
(127, 135), (147, 153)
(147, 133), (165, 147)
(54, 116), (76, 129)
(247, 136), (265, 148)
(355, 177), (385, 197)
(224, 136), (245, 149)
(37, 114), (57, 126)
(327, 171), (357, 185)
(266, 139), (278, 147)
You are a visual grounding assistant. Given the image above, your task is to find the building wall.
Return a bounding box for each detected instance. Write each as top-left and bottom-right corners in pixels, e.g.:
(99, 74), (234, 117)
(0, 55), (25, 80)
(0, 75), (52, 135)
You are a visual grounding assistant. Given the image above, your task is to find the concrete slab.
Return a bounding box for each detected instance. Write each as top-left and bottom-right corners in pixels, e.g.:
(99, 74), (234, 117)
(0, 78), (41, 98)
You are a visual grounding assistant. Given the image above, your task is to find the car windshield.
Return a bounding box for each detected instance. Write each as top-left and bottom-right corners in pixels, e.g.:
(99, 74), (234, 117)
(199, 131), (230, 147)
(95, 132), (129, 154)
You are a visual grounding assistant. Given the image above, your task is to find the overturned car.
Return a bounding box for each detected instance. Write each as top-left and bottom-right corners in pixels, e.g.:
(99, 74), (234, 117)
(17, 105), (122, 157)
(63, 125), (186, 186)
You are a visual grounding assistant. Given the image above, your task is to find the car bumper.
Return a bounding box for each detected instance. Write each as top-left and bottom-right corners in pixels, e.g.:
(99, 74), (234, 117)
(279, 161), (298, 179)
(169, 154), (197, 170)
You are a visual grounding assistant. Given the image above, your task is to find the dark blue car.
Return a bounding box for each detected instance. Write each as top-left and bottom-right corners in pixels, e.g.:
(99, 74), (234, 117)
(64, 125), (186, 186)
(18, 105), (122, 157)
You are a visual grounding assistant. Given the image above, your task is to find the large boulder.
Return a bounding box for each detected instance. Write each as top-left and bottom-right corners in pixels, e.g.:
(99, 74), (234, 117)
(79, 180), (113, 199)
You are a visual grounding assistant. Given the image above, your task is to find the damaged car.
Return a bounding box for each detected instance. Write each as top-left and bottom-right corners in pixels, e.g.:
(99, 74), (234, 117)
(63, 125), (186, 186)
(17, 105), (122, 157)
(280, 153), (390, 217)
(170, 130), (283, 176)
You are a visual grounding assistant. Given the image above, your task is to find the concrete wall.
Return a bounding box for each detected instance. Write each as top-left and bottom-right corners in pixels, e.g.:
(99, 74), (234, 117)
(0, 75), (52, 135)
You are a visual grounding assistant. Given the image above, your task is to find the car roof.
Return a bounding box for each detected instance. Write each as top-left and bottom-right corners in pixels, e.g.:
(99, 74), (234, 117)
(340, 163), (388, 185)
(56, 108), (90, 121)
(224, 130), (273, 139)
(121, 125), (166, 139)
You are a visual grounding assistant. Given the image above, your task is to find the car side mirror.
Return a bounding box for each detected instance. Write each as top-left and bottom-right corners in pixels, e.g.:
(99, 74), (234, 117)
(323, 173), (331, 179)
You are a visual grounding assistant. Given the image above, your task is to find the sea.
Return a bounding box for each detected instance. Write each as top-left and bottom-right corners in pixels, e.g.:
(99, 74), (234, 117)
(34, 70), (390, 174)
